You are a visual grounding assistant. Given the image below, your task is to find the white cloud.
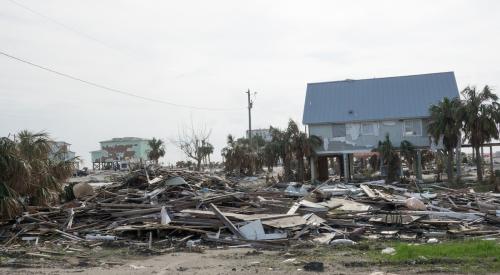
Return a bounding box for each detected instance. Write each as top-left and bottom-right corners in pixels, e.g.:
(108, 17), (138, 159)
(1, 0), (499, 165)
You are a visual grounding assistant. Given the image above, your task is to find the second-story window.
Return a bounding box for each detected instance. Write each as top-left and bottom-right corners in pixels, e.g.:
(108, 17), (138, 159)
(361, 122), (377, 135)
(332, 124), (346, 137)
(403, 119), (422, 136)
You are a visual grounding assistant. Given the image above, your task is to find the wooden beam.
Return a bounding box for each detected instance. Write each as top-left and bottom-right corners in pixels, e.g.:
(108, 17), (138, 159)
(209, 203), (244, 239)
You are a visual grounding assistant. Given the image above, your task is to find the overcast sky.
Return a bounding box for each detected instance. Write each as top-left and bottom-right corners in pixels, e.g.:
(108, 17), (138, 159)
(1, 0), (499, 166)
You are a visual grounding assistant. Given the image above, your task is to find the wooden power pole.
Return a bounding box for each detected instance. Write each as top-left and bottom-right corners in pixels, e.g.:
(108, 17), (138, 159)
(246, 89), (253, 144)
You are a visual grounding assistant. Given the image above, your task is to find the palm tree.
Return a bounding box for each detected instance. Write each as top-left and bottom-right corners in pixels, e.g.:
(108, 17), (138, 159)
(0, 137), (27, 218)
(0, 130), (75, 218)
(373, 134), (400, 182)
(461, 86), (499, 182)
(270, 126), (292, 180)
(399, 140), (415, 178)
(263, 141), (280, 172)
(148, 138), (165, 164)
(221, 135), (261, 176)
(427, 97), (464, 183)
(287, 120), (322, 182)
(200, 141), (214, 166)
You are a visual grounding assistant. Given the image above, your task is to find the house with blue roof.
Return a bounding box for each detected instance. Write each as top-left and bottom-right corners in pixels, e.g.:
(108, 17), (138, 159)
(302, 72), (460, 182)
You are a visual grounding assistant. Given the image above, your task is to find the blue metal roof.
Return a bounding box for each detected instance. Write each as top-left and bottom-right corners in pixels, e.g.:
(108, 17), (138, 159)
(302, 72), (460, 124)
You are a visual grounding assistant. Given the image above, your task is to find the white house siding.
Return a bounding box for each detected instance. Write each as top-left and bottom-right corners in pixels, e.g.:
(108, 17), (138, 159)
(309, 119), (431, 154)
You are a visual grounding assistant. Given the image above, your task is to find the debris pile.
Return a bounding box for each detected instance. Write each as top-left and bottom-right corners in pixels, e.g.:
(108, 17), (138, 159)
(2, 168), (500, 258)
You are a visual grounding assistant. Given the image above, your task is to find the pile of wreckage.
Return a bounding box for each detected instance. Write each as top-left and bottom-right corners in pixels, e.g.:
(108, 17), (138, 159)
(3, 166), (500, 255)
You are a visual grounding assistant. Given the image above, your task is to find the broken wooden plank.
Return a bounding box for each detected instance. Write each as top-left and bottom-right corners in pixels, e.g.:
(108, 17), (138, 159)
(286, 202), (300, 215)
(209, 203), (244, 238)
(360, 184), (377, 198)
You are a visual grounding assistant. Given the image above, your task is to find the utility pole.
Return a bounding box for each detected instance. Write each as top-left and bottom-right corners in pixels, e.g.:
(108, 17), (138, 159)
(246, 89), (253, 145)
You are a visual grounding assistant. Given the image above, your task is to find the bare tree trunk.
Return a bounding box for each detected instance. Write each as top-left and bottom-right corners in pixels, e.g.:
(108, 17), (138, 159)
(446, 149), (454, 183)
(455, 134), (462, 182)
(284, 154), (293, 181)
(197, 159), (201, 171)
(297, 156), (305, 182)
(476, 145), (483, 182)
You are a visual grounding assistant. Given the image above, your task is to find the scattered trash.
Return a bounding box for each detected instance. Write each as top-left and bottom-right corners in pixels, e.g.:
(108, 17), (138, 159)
(282, 258), (297, 263)
(186, 239), (201, 248)
(427, 238), (439, 244)
(285, 183), (310, 197)
(303, 261), (324, 272)
(3, 167), (500, 261)
(405, 197), (427, 210)
(381, 247), (396, 255)
(129, 264), (146, 269)
(85, 234), (117, 241)
(72, 182), (94, 199)
(330, 239), (357, 246)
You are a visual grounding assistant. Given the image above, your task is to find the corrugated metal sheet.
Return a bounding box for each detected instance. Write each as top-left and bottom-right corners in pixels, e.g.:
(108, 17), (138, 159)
(302, 72), (460, 124)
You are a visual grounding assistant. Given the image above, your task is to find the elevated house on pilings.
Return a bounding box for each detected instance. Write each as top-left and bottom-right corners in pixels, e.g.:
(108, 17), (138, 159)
(90, 137), (152, 170)
(302, 72), (460, 182)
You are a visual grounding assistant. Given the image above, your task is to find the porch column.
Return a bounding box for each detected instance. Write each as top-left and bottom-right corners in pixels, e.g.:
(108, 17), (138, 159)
(349, 154), (354, 181)
(416, 150), (423, 182)
(343, 153), (350, 183)
(310, 156), (318, 182)
(317, 156), (329, 181)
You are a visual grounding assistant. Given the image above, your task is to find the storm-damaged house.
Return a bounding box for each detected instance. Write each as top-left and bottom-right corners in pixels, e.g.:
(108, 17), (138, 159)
(303, 72), (460, 182)
(90, 137), (152, 170)
(49, 141), (79, 170)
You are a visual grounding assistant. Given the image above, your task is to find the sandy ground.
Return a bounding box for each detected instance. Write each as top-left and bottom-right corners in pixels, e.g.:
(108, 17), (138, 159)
(0, 247), (399, 275)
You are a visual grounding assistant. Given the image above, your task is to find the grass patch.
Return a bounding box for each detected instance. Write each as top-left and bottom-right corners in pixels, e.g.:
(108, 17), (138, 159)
(387, 239), (499, 260)
(372, 240), (500, 273)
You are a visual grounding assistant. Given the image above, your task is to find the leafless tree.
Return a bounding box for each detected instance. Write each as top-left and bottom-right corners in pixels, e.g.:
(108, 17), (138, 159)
(173, 122), (212, 171)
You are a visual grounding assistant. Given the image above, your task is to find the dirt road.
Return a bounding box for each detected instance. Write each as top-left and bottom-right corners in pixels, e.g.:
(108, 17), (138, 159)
(0, 248), (393, 275)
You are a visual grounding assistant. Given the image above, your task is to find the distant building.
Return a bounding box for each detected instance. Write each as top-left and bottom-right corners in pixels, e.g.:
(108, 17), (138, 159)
(90, 137), (152, 170)
(303, 72), (460, 182)
(49, 141), (79, 169)
(246, 128), (272, 142)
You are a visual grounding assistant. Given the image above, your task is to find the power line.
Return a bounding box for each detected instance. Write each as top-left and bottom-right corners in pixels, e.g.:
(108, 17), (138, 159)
(7, 0), (189, 79)
(7, 0), (113, 51)
(0, 50), (243, 111)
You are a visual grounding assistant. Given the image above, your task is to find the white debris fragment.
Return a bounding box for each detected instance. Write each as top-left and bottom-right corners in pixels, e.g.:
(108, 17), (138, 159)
(282, 258), (296, 263)
(330, 239), (357, 246)
(381, 247), (396, 255)
(160, 206), (171, 225)
(405, 197), (427, 210)
(427, 238), (439, 244)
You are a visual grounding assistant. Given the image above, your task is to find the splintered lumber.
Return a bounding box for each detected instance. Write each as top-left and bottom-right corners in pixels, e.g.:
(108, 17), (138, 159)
(286, 202), (300, 215)
(262, 216), (307, 228)
(53, 229), (85, 241)
(360, 184), (377, 198)
(402, 211), (483, 221)
(210, 203), (244, 238)
(66, 208), (74, 229)
(110, 207), (162, 217)
(11, 165), (500, 252)
(180, 209), (295, 221)
(113, 224), (213, 234)
(327, 198), (371, 211)
(26, 253), (52, 258)
(98, 203), (160, 209)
